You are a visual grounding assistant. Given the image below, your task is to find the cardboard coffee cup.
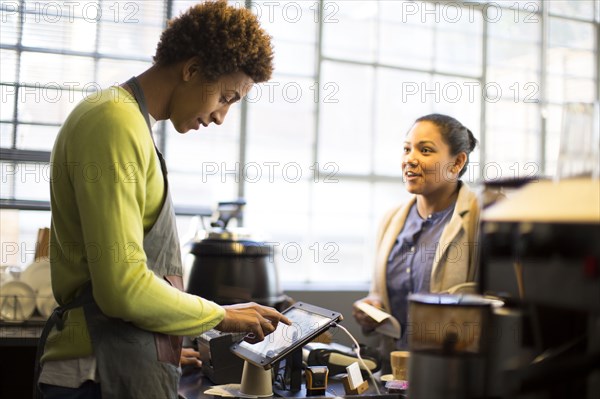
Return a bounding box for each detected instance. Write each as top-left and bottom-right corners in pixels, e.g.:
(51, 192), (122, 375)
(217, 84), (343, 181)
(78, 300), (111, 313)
(390, 351), (410, 381)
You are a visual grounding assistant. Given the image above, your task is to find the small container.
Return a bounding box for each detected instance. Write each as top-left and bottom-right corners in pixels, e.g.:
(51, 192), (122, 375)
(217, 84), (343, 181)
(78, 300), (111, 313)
(386, 379), (408, 394)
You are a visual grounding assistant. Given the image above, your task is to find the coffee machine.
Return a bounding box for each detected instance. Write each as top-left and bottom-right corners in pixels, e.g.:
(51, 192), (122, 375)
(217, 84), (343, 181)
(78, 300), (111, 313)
(406, 178), (599, 399)
(479, 178), (600, 399)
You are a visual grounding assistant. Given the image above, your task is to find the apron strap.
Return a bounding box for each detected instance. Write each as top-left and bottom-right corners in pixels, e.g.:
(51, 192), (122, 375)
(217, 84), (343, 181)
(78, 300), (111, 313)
(125, 77), (168, 177)
(33, 282), (94, 398)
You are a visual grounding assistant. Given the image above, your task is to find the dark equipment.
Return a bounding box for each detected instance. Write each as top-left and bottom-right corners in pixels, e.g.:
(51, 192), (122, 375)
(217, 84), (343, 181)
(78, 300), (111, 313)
(305, 366), (329, 396)
(194, 330), (246, 385)
(478, 178), (600, 399)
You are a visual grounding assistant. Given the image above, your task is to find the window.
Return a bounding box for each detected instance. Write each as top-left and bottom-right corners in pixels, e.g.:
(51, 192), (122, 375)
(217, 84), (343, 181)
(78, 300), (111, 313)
(1, 1), (598, 286)
(0, 0), (163, 268)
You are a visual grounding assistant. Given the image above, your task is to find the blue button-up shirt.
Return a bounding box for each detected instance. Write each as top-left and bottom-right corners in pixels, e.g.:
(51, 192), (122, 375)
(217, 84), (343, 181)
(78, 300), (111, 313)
(386, 201), (455, 349)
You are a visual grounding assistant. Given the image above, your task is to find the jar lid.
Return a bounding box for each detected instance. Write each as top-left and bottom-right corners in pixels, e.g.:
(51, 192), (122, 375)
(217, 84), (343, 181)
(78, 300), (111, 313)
(190, 238), (274, 256)
(206, 229), (254, 241)
(409, 293), (504, 308)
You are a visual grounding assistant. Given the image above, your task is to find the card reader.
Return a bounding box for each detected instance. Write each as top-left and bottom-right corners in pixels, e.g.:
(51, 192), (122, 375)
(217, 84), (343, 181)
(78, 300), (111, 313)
(305, 365), (329, 396)
(195, 330), (246, 384)
(303, 342), (381, 378)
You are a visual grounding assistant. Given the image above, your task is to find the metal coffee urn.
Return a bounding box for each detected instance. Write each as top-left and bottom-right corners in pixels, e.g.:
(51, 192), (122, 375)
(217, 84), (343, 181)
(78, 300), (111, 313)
(407, 293), (504, 399)
(184, 200), (287, 308)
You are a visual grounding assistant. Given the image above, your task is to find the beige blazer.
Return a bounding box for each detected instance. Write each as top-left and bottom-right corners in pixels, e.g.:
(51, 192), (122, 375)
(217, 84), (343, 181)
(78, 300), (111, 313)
(369, 182), (481, 313)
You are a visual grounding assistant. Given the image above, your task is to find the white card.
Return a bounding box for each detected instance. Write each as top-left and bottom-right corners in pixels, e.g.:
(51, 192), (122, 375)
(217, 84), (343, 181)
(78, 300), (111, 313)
(346, 362), (364, 390)
(355, 302), (401, 339)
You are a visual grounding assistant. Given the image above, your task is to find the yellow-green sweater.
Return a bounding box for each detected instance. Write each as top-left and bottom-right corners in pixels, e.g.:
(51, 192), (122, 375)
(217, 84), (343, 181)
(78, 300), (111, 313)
(43, 86), (224, 362)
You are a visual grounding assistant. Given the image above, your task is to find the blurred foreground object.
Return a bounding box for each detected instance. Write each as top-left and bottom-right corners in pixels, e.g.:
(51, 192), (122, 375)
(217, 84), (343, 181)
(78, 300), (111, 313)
(477, 177), (600, 399)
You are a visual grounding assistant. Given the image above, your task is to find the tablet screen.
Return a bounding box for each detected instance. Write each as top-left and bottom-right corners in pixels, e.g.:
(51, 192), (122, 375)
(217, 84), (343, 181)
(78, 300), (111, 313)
(231, 302), (342, 369)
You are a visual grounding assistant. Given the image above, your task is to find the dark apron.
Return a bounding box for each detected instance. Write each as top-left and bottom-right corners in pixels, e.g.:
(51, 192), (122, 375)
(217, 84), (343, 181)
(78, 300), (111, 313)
(36, 77), (184, 398)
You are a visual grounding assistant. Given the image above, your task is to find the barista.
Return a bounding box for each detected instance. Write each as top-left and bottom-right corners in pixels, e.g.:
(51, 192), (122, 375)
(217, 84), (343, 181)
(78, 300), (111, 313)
(353, 114), (481, 353)
(37, 2), (290, 398)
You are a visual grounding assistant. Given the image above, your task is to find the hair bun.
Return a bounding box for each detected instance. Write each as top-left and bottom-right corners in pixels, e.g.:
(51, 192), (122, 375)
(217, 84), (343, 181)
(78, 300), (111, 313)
(466, 128), (478, 153)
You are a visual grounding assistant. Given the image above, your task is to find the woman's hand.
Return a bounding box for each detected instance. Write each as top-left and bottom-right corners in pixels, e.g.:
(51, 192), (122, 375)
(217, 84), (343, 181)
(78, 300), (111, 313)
(215, 302), (292, 344)
(180, 347), (202, 368)
(352, 297), (384, 331)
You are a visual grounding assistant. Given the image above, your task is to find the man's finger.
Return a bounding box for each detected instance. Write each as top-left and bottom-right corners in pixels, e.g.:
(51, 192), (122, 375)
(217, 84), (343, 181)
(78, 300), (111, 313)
(279, 314), (292, 325)
(257, 306), (291, 326)
(245, 325), (265, 343)
(260, 318), (276, 335)
(264, 312), (291, 326)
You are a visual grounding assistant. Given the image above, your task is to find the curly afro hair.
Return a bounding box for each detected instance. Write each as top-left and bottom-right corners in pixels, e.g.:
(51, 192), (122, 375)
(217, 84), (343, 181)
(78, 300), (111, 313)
(154, 0), (273, 83)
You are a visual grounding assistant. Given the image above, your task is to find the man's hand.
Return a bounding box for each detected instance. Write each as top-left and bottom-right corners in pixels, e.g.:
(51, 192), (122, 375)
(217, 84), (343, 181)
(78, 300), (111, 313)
(180, 347), (202, 368)
(215, 302), (292, 344)
(352, 297), (384, 331)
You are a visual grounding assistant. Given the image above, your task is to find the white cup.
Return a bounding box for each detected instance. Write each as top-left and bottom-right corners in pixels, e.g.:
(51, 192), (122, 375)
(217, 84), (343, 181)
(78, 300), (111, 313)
(240, 361), (273, 397)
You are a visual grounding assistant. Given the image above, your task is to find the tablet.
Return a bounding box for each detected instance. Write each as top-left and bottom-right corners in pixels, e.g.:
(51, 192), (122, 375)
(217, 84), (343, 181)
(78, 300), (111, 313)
(230, 302), (343, 369)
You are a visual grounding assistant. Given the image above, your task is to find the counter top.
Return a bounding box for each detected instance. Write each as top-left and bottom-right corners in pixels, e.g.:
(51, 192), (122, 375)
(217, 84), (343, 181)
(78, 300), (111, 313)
(0, 322), (406, 399)
(0, 319), (45, 346)
(178, 366), (406, 399)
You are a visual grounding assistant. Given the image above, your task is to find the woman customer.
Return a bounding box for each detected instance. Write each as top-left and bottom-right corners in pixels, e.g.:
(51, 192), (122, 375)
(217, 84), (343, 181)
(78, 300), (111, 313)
(353, 113), (481, 352)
